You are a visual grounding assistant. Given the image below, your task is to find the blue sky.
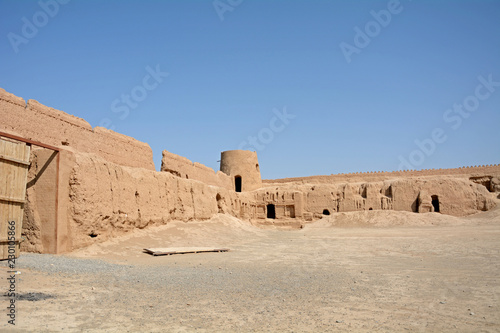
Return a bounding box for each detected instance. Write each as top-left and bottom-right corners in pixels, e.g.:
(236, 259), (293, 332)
(1, 0), (499, 179)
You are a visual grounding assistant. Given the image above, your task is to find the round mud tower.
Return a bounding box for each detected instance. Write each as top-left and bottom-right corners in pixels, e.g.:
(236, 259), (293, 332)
(220, 150), (262, 192)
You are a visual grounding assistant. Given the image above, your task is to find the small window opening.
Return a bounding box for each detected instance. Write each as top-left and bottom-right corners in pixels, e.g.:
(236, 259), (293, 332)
(431, 195), (440, 213)
(369, 207), (373, 211)
(89, 232), (98, 238)
(323, 209), (330, 215)
(235, 176), (242, 192)
(267, 204), (276, 219)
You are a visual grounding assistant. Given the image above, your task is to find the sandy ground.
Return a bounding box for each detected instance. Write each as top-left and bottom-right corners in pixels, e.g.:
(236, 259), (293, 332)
(1, 206), (500, 332)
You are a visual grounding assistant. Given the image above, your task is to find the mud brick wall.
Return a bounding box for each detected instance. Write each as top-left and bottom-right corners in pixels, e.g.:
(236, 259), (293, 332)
(0, 88), (155, 170)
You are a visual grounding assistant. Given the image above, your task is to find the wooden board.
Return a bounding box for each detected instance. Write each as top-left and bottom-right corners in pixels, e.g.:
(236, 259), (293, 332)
(0, 138), (30, 260)
(144, 247), (230, 256)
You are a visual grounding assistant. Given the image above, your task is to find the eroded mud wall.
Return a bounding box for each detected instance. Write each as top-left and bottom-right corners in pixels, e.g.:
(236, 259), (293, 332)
(264, 165), (500, 185)
(161, 150), (232, 190)
(0, 88), (155, 170)
(254, 177), (496, 220)
(68, 153), (255, 250)
(1, 87), (498, 253)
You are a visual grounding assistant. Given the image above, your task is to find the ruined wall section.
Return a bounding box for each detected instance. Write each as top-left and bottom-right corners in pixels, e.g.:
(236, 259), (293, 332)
(161, 150), (232, 190)
(66, 157), (498, 251)
(245, 189), (304, 220)
(264, 164), (500, 185)
(0, 88), (155, 170)
(251, 175), (497, 224)
(68, 152), (253, 250)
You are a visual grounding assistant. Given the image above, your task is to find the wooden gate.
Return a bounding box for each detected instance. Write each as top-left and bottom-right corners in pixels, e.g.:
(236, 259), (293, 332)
(0, 138), (31, 259)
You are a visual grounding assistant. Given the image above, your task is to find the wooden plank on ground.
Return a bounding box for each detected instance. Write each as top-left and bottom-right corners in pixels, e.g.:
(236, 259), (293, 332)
(143, 247), (230, 256)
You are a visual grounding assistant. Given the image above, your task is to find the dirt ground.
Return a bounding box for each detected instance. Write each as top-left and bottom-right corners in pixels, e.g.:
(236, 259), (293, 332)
(1, 206), (500, 332)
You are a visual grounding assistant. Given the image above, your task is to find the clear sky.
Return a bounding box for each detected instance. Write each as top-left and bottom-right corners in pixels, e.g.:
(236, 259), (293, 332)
(1, 0), (499, 179)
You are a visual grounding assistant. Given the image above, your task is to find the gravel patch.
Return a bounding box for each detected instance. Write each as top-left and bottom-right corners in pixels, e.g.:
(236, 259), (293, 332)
(1, 253), (126, 275)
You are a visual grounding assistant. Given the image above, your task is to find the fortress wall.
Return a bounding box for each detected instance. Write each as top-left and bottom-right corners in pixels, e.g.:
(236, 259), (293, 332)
(388, 178), (495, 215)
(61, 159), (496, 252)
(3, 85), (499, 251)
(263, 164), (500, 185)
(0, 88), (155, 170)
(24, 147), (496, 253)
(36, 152), (248, 252)
(160, 150), (193, 178)
(0, 88), (246, 252)
(161, 150), (232, 190)
(255, 176), (496, 220)
(250, 189), (304, 220)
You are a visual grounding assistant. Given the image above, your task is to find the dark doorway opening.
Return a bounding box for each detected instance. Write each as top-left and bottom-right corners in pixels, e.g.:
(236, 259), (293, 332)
(431, 195), (440, 213)
(235, 176), (242, 192)
(369, 208), (373, 211)
(413, 197), (419, 213)
(323, 209), (330, 215)
(267, 204), (276, 219)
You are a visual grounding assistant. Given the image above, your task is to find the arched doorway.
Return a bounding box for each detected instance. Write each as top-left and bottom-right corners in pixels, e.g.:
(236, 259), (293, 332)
(431, 195), (440, 213)
(323, 209), (330, 215)
(235, 176), (242, 192)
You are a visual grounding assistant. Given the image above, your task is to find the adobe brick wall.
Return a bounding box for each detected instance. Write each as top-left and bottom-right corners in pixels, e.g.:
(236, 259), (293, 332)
(263, 164), (500, 185)
(161, 150), (232, 190)
(0, 88), (155, 170)
(66, 152), (253, 250)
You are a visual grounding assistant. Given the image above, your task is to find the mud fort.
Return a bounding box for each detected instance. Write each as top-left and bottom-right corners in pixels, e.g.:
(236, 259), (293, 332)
(0, 87), (499, 255)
